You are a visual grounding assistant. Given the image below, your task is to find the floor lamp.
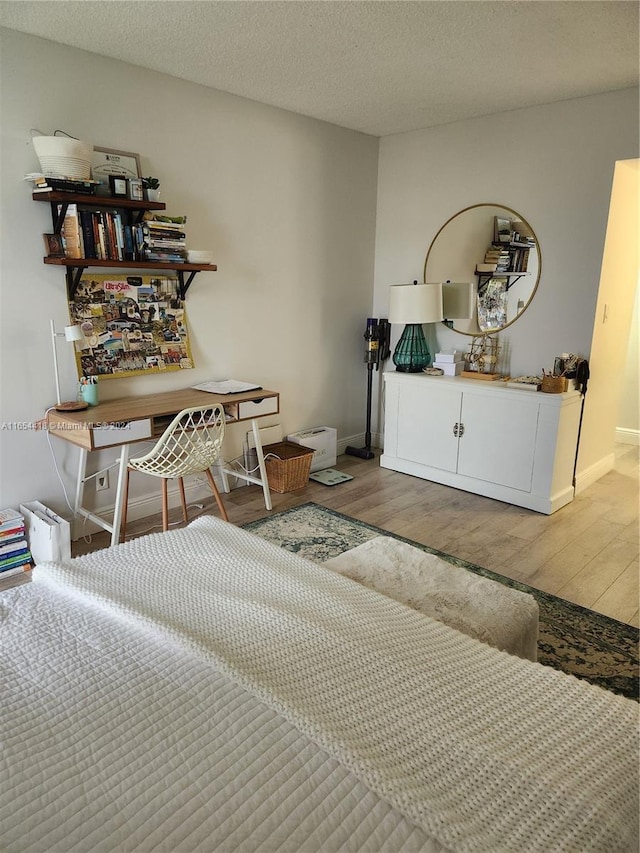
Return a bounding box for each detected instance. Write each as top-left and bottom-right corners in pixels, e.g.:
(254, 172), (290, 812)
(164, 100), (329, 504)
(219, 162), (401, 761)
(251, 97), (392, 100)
(389, 282), (444, 372)
(51, 320), (86, 411)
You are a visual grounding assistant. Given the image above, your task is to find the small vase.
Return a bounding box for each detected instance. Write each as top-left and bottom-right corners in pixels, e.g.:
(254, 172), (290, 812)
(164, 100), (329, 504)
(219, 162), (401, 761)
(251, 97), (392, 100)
(145, 188), (160, 202)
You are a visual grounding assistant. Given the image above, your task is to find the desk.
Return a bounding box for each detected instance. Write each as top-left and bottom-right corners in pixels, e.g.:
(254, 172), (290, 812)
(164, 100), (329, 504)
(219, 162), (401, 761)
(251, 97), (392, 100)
(47, 386), (280, 545)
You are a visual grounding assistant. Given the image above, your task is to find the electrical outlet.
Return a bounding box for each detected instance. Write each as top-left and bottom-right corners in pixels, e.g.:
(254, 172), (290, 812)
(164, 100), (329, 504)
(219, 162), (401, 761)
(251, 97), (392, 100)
(96, 471), (110, 491)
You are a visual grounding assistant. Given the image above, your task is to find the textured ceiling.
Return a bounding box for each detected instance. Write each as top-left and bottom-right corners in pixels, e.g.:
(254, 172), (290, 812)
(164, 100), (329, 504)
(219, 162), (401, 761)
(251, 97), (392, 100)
(1, 1), (638, 136)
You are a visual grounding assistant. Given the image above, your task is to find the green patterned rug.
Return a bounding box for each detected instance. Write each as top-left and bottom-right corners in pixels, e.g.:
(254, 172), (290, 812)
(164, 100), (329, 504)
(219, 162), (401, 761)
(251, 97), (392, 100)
(243, 502), (639, 701)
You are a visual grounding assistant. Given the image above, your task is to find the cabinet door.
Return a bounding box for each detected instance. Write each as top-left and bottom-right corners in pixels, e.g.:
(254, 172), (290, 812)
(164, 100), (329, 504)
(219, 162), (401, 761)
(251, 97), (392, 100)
(396, 384), (462, 472)
(457, 392), (538, 491)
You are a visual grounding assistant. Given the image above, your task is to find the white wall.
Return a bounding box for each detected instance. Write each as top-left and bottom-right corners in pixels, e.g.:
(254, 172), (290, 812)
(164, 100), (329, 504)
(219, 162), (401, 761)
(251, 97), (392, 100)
(576, 158), (639, 486)
(373, 89), (639, 463)
(0, 29), (379, 516)
(617, 284), (639, 445)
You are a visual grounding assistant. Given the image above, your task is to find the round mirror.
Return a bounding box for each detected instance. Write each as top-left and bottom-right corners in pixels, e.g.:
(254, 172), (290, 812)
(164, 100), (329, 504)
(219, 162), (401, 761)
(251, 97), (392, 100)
(423, 203), (541, 335)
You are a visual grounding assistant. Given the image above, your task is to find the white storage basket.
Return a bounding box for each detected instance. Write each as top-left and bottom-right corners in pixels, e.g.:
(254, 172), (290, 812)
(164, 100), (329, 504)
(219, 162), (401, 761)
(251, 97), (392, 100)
(32, 131), (92, 181)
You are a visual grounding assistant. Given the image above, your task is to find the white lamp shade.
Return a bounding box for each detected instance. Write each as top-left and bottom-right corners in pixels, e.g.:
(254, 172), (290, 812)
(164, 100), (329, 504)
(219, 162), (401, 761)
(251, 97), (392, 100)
(389, 282), (443, 324)
(64, 324), (83, 342)
(441, 281), (475, 320)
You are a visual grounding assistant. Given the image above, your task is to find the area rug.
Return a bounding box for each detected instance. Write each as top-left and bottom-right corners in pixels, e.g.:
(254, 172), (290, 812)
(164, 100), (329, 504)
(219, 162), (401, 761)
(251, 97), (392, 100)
(243, 502), (639, 701)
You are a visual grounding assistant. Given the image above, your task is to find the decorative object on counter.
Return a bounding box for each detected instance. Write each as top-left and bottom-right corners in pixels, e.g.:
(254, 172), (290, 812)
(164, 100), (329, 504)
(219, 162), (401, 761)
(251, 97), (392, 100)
(461, 335), (501, 380)
(50, 320), (87, 411)
(541, 372), (569, 393)
(432, 348), (464, 376)
(423, 366), (444, 375)
(31, 129), (92, 181)
(78, 375), (99, 406)
(504, 376), (542, 391)
(389, 281), (443, 372)
(142, 176), (160, 201)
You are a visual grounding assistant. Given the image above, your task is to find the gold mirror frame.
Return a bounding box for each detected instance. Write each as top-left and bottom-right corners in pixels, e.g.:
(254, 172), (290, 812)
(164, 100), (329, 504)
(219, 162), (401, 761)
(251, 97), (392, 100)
(423, 203), (542, 336)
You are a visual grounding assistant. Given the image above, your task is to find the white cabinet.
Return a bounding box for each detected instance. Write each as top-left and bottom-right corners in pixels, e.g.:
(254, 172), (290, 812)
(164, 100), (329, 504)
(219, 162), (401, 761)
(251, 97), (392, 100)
(381, 372), (583, 514)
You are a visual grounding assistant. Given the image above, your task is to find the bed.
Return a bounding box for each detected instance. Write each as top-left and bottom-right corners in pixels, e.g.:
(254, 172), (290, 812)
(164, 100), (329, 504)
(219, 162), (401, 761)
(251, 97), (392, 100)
(1, 516), (638, 853)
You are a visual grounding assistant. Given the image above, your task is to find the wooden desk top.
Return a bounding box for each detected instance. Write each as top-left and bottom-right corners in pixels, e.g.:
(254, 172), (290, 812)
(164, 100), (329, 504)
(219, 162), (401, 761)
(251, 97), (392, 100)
(47, 386), (279, 450)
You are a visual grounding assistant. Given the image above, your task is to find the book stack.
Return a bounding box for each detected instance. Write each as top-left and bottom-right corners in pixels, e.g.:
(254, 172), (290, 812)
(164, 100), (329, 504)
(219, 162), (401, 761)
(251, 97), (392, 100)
(140, 215), (188, 263)
(0, 508), (32, 579)
(26, 173), (98, 195)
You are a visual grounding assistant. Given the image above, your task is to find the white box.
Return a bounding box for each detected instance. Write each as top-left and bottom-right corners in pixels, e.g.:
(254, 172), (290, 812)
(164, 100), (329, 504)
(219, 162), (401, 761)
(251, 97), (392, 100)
(435, 350), (465, 363)
(433, 360), (464, 376)
(286, 427), (337, 472)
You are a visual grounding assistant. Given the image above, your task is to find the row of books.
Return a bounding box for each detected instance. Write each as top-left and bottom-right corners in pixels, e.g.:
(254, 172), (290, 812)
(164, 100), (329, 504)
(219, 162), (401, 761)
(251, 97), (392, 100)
(26, 173), (98, 195)
(477, 243), (530, 274)
(0, 508), (32, 578)
(59, 204), (188, 263)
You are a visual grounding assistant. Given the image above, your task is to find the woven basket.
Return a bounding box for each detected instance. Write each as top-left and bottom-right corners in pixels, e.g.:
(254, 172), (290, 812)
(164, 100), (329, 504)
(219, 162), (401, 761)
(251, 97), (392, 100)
(263, 441), (314, 493)
(541, 375), (568, 394)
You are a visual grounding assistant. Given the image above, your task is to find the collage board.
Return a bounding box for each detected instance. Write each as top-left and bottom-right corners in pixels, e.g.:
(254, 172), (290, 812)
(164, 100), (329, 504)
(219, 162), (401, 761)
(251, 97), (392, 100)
(68, 274), (194, 379)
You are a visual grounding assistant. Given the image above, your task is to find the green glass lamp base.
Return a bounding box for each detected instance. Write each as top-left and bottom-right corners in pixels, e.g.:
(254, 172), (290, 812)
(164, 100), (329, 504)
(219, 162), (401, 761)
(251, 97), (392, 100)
(393, 323), (430, 372)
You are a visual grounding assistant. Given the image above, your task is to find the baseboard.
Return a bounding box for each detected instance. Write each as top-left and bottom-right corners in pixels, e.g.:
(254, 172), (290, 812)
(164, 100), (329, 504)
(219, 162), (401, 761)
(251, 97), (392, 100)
(615, 427), (640, 446)
(574, 453), (615, 494)
(337, 432), (382, 454)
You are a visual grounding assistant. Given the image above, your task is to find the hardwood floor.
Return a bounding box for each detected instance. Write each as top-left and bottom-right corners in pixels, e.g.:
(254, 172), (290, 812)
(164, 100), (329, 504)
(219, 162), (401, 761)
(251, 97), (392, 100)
(7, 445), (639, 627)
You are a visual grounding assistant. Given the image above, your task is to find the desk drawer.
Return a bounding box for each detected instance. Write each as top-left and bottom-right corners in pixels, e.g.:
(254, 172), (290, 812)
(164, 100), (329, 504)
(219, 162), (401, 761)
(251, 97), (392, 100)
(93, 418), (152, 448)
(238, 397), (279, 419)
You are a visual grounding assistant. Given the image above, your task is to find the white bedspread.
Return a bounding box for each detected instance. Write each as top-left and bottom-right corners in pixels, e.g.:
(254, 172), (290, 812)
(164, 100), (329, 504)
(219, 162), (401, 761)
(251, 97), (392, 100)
(5, 517), (638, 852)
(1, 583), (439, 853)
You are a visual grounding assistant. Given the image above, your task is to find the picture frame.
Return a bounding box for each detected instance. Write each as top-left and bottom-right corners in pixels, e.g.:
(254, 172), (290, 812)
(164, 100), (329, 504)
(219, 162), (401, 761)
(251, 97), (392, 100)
(108, 175), (129, 198)
(91, 147), (142, 182)
(127, 177), (144, 201)
(43, 233), (65, 257)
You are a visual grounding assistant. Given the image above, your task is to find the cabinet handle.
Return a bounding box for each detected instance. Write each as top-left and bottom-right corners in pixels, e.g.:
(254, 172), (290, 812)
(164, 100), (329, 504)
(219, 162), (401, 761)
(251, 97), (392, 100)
(453, 423), (459, 437)
(459, 423), (465, 437)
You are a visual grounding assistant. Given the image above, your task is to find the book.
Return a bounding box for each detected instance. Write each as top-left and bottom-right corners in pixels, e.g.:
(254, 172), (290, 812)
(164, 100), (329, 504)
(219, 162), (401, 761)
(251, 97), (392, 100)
(0, 537), (28, 556)
(0, 508), (23, 531)
(0, 563), (32, 578)
(0, 529), (27, 544)
(0, 552), (32, 571)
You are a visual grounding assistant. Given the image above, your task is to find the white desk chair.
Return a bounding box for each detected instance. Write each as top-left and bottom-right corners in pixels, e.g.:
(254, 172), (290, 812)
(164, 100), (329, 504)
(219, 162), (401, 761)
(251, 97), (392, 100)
(120, 404), (229, 542)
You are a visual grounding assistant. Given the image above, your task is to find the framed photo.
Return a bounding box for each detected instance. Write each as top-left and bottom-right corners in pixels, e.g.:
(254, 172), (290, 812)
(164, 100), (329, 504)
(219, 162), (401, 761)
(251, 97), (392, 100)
(91, 147), (142, 182)
(43, 233), (65, 257)
(127, 178), (144, 201)
(108, 175), (128, 198)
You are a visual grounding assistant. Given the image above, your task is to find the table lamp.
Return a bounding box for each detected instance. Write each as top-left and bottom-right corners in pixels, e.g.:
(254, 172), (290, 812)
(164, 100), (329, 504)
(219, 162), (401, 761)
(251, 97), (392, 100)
(50, 319), (86, 411)
(389, 281), (443, 371)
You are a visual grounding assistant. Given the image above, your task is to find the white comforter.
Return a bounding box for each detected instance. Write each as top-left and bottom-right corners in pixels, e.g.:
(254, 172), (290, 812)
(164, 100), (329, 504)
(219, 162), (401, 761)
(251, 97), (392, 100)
(2, 517), (638, 853)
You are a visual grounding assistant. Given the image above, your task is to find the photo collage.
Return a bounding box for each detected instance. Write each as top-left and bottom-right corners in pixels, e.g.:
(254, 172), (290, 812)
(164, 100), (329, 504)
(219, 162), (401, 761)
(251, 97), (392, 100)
(68, 274), (194, 379)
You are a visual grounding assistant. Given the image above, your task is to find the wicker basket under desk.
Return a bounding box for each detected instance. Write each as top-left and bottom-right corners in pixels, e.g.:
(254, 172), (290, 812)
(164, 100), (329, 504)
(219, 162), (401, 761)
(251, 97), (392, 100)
(263, 441), (315, 493)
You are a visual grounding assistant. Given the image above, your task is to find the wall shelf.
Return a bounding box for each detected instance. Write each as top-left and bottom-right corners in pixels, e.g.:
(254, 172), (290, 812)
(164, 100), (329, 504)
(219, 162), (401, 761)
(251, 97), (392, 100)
(42, 256), (217, 299)
(34, 191), (216, 298)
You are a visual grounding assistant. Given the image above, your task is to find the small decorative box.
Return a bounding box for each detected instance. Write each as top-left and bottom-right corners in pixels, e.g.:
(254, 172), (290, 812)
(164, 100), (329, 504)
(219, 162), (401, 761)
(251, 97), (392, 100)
(433, 360), (463, 376)
(435, 350), (464, 363)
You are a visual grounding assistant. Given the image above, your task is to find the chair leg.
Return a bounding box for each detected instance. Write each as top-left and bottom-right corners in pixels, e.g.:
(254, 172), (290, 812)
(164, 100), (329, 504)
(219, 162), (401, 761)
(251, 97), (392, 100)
(178, 477), (189, 524)
(161, 478), (169, 531)
(205, 468), (229, 522)
(119, 468), (131, 544)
